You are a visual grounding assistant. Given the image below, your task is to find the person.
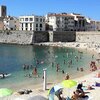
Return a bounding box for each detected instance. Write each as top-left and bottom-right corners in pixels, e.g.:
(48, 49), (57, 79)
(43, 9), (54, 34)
(33, 67), (37, 75)
(65, 73), (70, 80)
(71, 91), (79, 100)
(56, 63), (60, 72)
(52, 62), (54, 67)
(71, 89), (88, 100)
(87, 85), (93, 90)
(77, 83), (83, 92)
(2, 73), (5, 79)
(62, 70), (65, 74)
(80, 67), (84, 72)
(28, 74), (32, 78)
(96, 72), (100, 78)
(55, 89), (63, 100)
(77, 67), (79, 71)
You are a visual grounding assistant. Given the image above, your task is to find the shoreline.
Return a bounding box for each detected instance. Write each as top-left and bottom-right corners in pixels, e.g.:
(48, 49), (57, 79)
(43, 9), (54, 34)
(1, 42), (100, 100)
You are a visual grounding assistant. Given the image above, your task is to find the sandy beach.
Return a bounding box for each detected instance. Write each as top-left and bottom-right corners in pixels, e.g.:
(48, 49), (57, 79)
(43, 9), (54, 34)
(1, 42), (100, 100)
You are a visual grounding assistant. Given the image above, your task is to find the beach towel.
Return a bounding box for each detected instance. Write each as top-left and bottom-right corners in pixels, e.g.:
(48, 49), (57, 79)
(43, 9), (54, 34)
(95, 82), (100, 87)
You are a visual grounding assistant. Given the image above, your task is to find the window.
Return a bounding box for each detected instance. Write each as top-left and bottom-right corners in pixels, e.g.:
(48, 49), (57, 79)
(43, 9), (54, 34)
(25, 18), (28, 21)
(25, 23), (28, 27)
(30, 28), (32, 30)
(35, 18), (38, 21)
(40, 18), (42, 22)
(36, 24), (38, 27)
(20, 18), (24, 21)
(36, 28), (38, 31)
(26, 28), (28, 30)
(43, 19), (45, 22)
(30, 18), (33, 21)
(22, 23), (23, 27)
(40, 24), (42, 27)
(30, 23), (32, 27)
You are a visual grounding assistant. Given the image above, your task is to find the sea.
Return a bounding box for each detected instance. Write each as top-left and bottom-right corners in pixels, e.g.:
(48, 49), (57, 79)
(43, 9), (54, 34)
(0, 44), (96, 90)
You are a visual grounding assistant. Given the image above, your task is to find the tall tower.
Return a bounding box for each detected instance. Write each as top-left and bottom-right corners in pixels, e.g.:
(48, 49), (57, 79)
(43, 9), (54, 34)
(0, 5), (7, 17)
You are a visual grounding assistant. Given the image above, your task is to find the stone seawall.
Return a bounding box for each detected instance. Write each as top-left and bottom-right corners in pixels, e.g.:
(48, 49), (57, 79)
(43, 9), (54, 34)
(0, 31), (76, 44)
(0, 31), (33, 44)
(0, 31), (100, 45)
(32, 31), (49, 43)
(52, 31), (76, 42)
(76, 31), (100, 43)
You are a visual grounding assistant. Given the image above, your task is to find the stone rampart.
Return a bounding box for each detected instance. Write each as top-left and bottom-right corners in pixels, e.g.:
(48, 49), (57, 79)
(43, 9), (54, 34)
(0, 31), (100, 45)
(52, 31), (76, 42)
(32, 31), (49, 43)
(0, 31), (33, 44)
(76, 31), (100, 43)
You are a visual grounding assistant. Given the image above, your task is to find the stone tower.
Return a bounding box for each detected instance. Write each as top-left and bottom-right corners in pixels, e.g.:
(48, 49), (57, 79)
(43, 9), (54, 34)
(0, 5), (7, 17)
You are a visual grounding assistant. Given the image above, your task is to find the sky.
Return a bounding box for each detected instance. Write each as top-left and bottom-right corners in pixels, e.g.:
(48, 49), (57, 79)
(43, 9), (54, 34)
(0, 0), (100, 20)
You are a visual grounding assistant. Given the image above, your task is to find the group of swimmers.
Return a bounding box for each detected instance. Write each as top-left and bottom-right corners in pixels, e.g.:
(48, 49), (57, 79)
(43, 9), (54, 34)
(22, 64), (33, 70)
(77, 67), (84, 72)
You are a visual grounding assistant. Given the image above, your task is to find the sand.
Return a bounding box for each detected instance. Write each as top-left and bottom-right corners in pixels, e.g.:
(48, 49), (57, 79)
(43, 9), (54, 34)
(1, 42), (100, 100)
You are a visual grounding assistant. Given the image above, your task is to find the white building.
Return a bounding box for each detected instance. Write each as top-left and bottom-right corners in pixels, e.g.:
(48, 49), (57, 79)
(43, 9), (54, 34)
(3, 16), (19, 30)
(19, 15), (45, 31)
(46, 13), (75, 31)
(71, 13), (86, 31)
(0, 5), (7, 17)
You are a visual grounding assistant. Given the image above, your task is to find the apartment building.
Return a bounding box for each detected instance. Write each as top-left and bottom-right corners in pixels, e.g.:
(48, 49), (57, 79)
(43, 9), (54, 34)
(3, 16), (19, 30)
(71, 13), (86, 31)
(19, 15), (45, 31)
(46, 13), (75, 31)
(85, 18), (100, 31)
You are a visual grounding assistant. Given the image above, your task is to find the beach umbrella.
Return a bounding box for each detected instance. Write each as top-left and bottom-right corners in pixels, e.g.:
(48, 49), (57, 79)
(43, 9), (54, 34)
(0, 88), (13, 97)
(61, 80), (77, 98)
(61, 80), (77, 88)
(28, 95), (47, 100)
(48, 84), (63, 95)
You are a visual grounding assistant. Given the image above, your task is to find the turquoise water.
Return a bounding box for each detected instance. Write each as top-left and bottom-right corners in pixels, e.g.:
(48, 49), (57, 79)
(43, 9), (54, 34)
(0, 44), (95, 90)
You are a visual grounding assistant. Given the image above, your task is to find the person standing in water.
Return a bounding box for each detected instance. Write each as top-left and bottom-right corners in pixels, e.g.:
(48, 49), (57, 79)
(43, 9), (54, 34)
(33, 67), (37, 75)
(65, 73), (70, 80)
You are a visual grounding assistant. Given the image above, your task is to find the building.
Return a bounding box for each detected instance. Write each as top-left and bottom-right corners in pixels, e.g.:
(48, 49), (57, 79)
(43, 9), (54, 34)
(85, 19), (100, 31)
(46, 13), (75, 31)
(71, 13), (86, 31)
(19, 15), (45, 31)
(0, 5), (7, 17)
(0, 20), (4, 30)
(3, 16), (19, 30)
(95, 21), (100, 31)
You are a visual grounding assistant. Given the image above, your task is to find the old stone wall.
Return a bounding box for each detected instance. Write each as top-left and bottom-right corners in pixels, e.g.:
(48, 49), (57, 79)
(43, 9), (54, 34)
(32, 31), (49, 43)
(76, 31), (100, 43)
(0, 30), (33, 44)
(51, 31), (76, 42)
(0, 30), (100, 45)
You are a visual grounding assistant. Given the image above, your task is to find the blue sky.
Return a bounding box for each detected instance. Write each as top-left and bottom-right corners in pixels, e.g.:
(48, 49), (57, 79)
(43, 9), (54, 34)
(0, 0), (100, 20)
